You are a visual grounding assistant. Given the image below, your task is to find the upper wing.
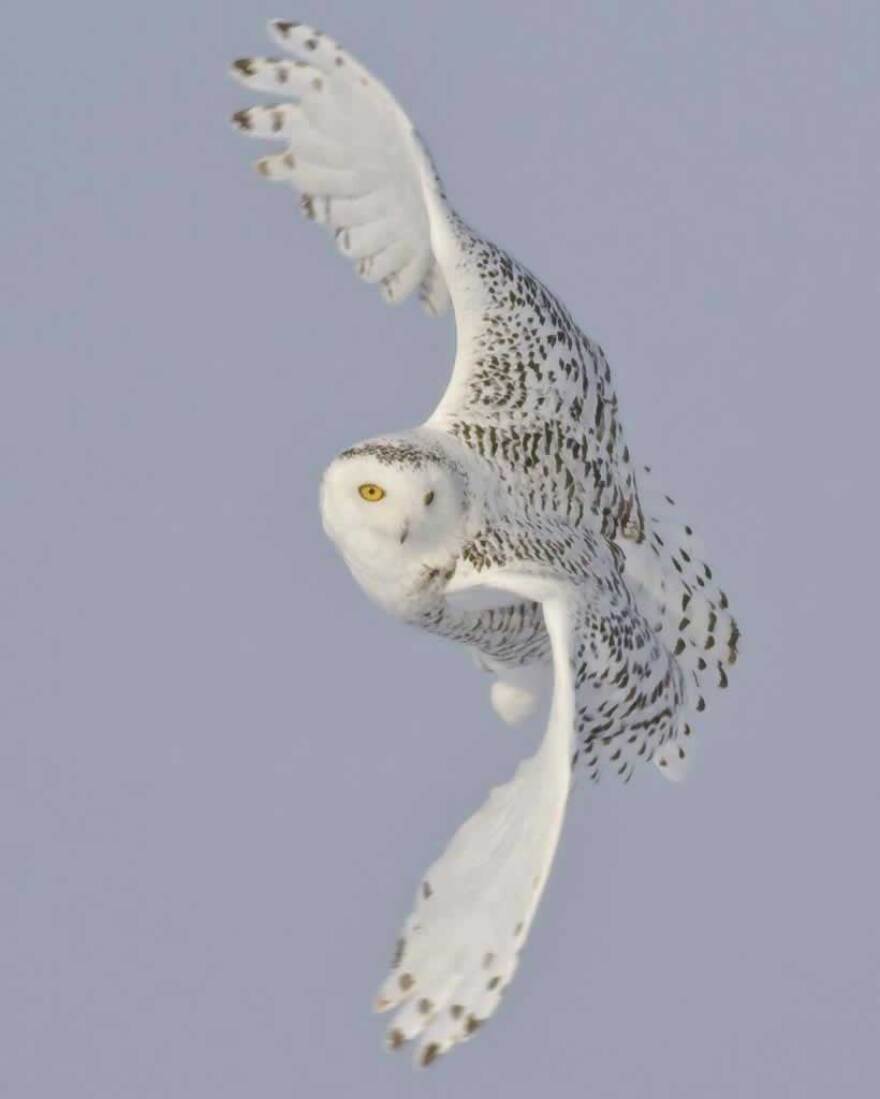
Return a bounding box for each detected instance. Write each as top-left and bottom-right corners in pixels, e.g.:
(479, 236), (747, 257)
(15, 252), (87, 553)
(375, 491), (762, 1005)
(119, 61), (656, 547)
(230, 20), (451, 314)
(230, 21), (642, 536)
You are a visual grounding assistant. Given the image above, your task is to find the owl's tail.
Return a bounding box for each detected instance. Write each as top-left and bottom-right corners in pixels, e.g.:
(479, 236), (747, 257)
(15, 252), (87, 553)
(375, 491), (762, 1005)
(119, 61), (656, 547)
(621, 466), (740, 779)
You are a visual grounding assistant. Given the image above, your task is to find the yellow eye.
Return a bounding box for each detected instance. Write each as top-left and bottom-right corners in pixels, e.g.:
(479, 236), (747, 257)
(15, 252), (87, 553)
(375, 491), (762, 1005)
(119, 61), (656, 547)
(358, 483), (386, 502)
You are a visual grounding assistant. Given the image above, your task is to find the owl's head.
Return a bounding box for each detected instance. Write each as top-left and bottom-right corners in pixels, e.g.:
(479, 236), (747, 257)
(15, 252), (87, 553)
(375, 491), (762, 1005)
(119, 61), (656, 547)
(320, 436), (469, 609)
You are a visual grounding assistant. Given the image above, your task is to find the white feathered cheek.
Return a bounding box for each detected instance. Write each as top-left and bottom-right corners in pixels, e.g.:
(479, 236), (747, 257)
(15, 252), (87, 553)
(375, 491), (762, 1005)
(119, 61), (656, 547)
(320, 460), (457, 562)
(320, 461), (414, 555)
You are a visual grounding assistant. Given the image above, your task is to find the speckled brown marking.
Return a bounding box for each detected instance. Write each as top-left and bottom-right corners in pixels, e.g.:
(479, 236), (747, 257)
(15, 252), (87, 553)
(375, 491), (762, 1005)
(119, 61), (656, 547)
(417, 998), (433, 1015)
(387, 1028), (405, 1050)
(450, 1004), (464, 1020)
(398, 972), (414, 992)
(420, 1043), (440, 1066)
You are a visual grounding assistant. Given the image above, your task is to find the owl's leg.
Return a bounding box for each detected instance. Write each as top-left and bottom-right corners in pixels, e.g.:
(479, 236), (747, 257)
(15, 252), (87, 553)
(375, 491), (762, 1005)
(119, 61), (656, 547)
(469, 651), (549, 726)
(374, 732), (568, 1065)
(489, 664), (549, 725)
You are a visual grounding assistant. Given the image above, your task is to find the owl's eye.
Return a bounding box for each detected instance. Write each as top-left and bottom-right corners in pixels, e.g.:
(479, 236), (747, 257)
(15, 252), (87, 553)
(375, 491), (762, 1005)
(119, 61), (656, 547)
(358, 483), (386, 502)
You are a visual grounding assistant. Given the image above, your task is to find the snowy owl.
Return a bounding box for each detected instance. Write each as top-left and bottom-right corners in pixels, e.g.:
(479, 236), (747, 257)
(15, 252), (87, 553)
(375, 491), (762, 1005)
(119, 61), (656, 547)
(230, 20), (739, 1067)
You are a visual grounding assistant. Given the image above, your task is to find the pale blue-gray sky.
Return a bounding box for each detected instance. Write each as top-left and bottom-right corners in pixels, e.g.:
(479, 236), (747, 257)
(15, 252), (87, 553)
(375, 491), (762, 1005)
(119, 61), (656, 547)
(3, 2), (879, 1096)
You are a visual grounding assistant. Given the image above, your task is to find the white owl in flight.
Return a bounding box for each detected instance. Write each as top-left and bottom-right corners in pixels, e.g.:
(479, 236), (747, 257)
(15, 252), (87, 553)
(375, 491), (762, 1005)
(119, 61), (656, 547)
(230, 20), (739, 1068)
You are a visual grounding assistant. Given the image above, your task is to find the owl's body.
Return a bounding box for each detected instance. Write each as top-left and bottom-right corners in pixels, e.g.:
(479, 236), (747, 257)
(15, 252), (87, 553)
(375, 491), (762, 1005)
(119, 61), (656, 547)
(322, 428), (735, 787)
(231, 19), (740, 1068)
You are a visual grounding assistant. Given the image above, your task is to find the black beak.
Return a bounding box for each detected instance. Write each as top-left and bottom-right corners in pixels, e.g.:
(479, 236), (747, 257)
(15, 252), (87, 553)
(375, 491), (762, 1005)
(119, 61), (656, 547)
(399, 522), (410, 545)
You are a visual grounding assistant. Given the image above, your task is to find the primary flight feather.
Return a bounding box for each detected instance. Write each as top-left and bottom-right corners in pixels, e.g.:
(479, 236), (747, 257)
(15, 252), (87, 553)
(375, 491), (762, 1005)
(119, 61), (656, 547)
(230, 19), (739, 1067)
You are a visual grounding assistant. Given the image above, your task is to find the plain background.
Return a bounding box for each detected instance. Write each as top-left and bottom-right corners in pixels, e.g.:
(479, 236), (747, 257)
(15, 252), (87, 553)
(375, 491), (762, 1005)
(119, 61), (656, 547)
(3, 2), (878, 1095)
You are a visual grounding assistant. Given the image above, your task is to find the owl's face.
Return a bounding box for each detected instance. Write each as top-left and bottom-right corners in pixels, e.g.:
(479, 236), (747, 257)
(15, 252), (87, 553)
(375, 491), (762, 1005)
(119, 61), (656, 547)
(320, 441), (468, 611)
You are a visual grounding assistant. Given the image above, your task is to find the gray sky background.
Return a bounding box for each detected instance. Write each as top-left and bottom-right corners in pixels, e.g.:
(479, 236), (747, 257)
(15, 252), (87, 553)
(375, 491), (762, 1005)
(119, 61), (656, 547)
(3, 2), (879, 1096)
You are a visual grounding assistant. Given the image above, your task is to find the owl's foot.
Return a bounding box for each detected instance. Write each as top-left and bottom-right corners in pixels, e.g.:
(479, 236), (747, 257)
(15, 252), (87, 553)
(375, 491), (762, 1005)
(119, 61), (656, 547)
(373, 745), (563, 1065)
(489, 664), (548, 726)
(490, 679), (540, 724)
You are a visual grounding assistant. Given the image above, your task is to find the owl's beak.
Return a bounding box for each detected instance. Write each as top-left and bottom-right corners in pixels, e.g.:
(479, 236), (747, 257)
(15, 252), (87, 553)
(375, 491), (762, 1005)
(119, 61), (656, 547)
(399, 522), (410, 545)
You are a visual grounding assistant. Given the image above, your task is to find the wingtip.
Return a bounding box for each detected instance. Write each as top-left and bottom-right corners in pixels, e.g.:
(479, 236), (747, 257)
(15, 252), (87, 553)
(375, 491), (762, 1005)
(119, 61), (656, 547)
(417, 1042), (442, 1068)
(230, 57), (256, 80)
(269, 18), (299, 38)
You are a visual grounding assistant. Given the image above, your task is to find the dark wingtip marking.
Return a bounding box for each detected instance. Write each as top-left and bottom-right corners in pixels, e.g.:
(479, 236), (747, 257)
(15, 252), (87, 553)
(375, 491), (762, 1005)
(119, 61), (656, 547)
(232, 57), (257, 77)
(420, 1042), (440, 1067)
(273, 19), (298, 36)
(387, 1028), (405, 1051)
(231, 109), (252, 131)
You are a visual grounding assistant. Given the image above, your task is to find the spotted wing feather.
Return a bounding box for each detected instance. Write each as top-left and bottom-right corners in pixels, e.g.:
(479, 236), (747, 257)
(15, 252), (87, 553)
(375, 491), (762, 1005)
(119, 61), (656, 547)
(230, 21), (449, 312)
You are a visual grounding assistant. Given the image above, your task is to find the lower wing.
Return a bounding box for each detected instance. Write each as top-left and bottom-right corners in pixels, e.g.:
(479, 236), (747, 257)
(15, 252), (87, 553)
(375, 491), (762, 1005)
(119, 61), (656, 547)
(374, 564), (577, 1066)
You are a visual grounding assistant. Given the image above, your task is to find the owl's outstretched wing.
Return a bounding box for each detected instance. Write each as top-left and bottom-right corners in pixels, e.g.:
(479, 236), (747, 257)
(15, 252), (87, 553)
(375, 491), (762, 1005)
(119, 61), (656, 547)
(230, 20), (641, 534)
(373, 515), (682, 1064)
(229, 20), (450, 314)
(374, 566), (579, 1066)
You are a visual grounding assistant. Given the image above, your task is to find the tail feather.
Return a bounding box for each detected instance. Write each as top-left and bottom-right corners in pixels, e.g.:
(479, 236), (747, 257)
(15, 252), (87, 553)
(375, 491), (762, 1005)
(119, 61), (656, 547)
(623, 466), (740, 779)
